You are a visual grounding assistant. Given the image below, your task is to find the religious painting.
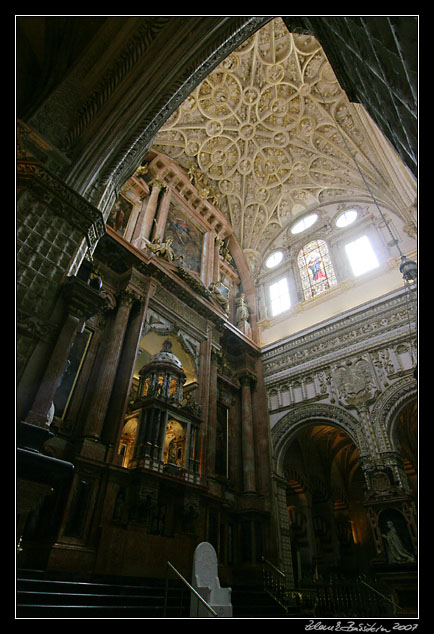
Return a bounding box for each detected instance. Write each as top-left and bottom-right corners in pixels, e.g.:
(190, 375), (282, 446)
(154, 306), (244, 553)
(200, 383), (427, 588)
(297, 239), (337, 300)
(164, 199), (204, 274)
(107, 194), (134, 238)
(53, 327), (93, 419)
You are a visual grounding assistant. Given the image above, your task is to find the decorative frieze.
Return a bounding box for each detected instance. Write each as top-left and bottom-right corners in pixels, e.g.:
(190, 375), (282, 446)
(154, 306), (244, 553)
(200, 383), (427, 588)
(262, 288), (415, 376)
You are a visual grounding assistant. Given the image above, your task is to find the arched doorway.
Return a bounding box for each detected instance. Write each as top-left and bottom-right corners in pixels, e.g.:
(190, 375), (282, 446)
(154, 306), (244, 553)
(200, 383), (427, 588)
(282, 423), (375, 583)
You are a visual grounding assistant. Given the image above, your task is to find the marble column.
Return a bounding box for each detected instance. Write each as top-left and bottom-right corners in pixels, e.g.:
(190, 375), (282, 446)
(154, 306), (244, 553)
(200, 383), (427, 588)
(206, 349), (219, 475)
(25, 276), (106, 428)
(151, 184), (171, 242)
(197, 331), (212, 476)
(158, 410), (169, 463)
(131, 180), (163, 245)
(81, 288), (136, 442)
(214, 237), (222, 281)
(107, 279), (157, 463)
(240, 373), (256, 493)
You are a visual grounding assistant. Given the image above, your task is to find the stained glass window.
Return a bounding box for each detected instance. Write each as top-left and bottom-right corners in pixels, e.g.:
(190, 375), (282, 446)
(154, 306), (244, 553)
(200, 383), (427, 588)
(297, 239), (337, 300)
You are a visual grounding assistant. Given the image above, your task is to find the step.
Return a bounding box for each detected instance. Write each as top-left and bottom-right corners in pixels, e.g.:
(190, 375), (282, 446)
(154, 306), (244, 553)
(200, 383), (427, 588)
(231, 585), (297, 618)
(16, 569), (190, 618)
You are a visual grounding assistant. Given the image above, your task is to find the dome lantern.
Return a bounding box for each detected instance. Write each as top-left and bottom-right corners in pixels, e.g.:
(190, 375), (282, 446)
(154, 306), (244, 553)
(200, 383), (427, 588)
(138, 339), (186, 404)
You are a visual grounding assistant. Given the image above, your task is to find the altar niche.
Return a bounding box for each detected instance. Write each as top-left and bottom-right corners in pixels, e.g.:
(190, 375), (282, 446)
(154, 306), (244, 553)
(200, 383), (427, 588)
(127, 339), (202, 480)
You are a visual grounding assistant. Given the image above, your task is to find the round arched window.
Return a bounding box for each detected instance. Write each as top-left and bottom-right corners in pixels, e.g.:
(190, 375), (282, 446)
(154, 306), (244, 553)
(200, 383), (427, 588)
(336, 209), (358, 228)
(290, 213), (318, 234)
(265, 250), (284, 268)
(297, 239), (337, 300)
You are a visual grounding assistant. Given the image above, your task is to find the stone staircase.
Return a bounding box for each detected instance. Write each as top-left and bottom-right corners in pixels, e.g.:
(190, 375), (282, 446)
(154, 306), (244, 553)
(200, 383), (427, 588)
(16, 569), (295, 618)
(16, 569), (190, 618)
(231, 584), (297, 618)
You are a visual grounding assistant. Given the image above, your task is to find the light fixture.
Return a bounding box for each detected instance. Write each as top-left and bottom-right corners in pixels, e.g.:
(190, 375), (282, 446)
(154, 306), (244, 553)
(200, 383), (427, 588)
(400, 256), (418, 283)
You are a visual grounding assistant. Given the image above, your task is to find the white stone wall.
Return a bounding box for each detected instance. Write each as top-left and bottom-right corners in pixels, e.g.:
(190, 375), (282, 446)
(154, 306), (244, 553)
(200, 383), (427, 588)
(262, 286), (417, 468)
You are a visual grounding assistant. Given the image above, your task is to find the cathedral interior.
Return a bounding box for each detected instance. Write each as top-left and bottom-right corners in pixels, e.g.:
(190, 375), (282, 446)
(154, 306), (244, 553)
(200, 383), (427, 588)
(16, 16), (418, 618)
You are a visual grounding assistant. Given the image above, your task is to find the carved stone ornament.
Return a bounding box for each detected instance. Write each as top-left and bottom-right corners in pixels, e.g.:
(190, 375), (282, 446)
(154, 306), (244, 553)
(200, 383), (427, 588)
(332, 358), (377, 408)
(370, 470), (392, 495)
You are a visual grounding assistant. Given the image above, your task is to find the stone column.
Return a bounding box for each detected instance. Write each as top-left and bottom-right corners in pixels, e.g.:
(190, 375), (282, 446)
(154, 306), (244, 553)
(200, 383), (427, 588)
(80, 288), (136, 445)
(132, 409), (147, 460)
(151, 183), (171, 242)
(214, 237), (222, 281)
(240, 373), (256, 493)
(206, 349), (219, 476)
(25, 277), (106, 428)
(202, 232), (215, 287)
(197, 330), (212, 476)
(107, 279), (157, 463)
(131, 180), (163, 245)
(158, 410), (169, 463)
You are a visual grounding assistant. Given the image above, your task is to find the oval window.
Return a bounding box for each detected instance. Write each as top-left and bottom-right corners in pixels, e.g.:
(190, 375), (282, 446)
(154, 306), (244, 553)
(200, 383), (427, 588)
(336, 209), (358, 228)
(265, 250), (284, 268)
(290, 213), (318, 234)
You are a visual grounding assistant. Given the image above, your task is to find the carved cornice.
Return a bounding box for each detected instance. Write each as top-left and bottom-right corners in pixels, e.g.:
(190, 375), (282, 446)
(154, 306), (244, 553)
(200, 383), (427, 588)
(17, 158), (106, 250)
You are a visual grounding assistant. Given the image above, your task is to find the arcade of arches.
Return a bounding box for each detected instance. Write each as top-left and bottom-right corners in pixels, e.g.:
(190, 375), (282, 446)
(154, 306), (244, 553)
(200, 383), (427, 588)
(16, 16), (417, 616)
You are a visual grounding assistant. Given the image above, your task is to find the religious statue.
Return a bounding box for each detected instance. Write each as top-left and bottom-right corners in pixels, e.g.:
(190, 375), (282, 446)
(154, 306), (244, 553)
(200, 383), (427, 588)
(235, 293), (252, 337)
(208, 281), (229, 313)
(217, 237), (233, 263)
(382, 520), (415, 564)
(148, 236), (182, 263)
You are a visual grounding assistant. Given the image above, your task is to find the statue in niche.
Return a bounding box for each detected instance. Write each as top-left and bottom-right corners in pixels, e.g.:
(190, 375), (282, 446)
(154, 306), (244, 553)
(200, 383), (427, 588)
(382, 520), (415, 564)
(217, 237), (233, 263)
(235, 293), (252, 337)
(208, 281), (229, 313)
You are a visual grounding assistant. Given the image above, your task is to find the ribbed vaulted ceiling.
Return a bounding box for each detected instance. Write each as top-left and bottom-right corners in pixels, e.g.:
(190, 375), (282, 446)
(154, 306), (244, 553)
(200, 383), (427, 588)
(152, 18), (411, 272)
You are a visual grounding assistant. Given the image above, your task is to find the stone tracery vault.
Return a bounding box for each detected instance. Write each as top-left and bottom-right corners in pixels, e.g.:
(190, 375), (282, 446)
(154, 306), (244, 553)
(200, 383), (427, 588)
(153, 17), (409, 274)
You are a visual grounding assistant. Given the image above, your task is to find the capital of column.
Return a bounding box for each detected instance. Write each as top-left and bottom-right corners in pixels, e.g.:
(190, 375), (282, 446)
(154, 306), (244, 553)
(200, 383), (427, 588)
(118, 287), (140, 309)
(238, 370), (257, 389)
(149, 177), (166, 192)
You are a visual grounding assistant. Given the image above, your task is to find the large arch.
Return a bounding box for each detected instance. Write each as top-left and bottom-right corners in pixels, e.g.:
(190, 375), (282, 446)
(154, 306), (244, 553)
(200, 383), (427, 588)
(271, 402), (364, 477)
(276, 413), (376, 581)
(370, 375), (418, 454)
(26, 17), (273, 208)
